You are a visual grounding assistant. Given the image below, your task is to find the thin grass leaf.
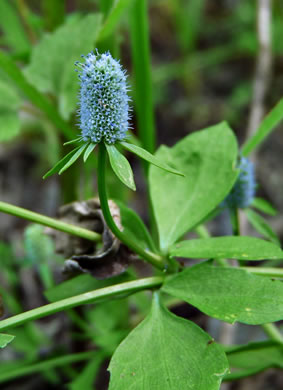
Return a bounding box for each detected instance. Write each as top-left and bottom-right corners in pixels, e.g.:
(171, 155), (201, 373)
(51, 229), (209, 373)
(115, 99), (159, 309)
(121, 142), (184, 176)
(245, 209), (280, 246)
(59, 144), (88, 175)
(43, 146), (82, 179)
(63, 137), (83, 146)
(106, 144), (136, 191)
(98, 0), (132, 41)
(129, 0), (156, 157)
(242, 98), (283, 156)
(252, 197), (277, 216)
(83, 143), (97, 162)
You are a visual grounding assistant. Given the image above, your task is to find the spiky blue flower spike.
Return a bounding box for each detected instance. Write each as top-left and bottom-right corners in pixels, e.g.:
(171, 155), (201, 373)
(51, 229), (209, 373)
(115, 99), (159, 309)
(43, 51), (183, 182)
(225, 156), (256, 209)
(76, 51), (130, 144)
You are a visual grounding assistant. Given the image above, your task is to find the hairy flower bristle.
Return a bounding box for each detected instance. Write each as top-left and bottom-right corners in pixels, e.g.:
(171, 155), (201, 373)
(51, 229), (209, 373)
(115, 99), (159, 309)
(76, 51), (130, 144)
(225, 156), (256, 209)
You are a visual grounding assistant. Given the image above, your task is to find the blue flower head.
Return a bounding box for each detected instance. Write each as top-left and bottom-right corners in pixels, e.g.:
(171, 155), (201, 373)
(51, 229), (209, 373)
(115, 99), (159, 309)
(76, 51), (130, 144)
(225, 156), (256, 209)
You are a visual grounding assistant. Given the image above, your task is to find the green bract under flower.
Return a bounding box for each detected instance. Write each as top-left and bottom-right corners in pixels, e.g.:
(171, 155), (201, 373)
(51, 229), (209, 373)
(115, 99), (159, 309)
(76, 51), (130, 144)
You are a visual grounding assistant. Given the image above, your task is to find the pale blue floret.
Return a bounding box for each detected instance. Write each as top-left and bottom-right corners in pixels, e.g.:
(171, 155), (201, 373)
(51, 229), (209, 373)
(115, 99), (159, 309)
(225, 156), (256, 209)
(76, 51), (130, 144)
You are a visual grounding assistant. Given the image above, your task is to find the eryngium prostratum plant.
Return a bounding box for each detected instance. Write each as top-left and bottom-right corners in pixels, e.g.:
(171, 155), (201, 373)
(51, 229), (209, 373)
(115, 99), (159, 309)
(225, 156), (256, 209)
(43, 50), (183, 184)
(76, 51), (130, 144)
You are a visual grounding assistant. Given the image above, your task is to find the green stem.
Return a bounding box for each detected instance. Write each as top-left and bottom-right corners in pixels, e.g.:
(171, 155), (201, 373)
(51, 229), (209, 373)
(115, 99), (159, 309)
(242, 266), (283, 278)
(0, 201), (100, 242)
(97, 143), (165, 270)
(0, 351), (95, 384)
(229, 207), (240, 236)
(261, 323), (283, 344)
(0, 276), (164, 331)
(130, 0), (156, 157)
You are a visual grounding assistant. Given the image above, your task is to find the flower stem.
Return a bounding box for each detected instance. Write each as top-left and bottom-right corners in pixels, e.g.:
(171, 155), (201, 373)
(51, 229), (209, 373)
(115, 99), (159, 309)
(97, 143), (165, 270)
(242, 266), (283, 278)
(0, 276), (164, 331)
(261, 323), (283, 344)
(0, 201), (100, 242)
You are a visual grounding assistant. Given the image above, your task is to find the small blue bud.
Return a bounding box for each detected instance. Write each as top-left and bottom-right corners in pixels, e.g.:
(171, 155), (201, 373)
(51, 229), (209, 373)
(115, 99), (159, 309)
(77, 50), (130, 144)
(225, 156), (256, 209)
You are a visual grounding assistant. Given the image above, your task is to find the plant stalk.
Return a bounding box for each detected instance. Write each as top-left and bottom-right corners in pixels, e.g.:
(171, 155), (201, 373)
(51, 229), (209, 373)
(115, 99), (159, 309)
(0, 276), (164, 331)
(97, 143), (165, 270)
(0, 201), (101, 242)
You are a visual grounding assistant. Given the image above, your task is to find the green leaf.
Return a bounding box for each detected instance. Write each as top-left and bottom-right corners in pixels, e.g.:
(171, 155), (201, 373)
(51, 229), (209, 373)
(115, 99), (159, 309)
(121, 142), (184, 176)
(0, 1), (30, 54)
(59, 143), (87, 174)
(0, 110), (21, 142)
(0, 51), (76, 140)
(24, 14), (102, 119)
(108, 293), (228, 390)
(0, 333), (15, 348)
(69, 353), (105, 390)
(149, 122), (238, 251)
(43, 145), (82, 179)
(170, 236), (283, 260)
(226, 341), (283, 371)
(242, 98), (283, 156)
(83, 143), (96, 163)
(98, 0), (132, 41)
(252, 197), (277, 216)
(115, 200), (156, 252)
(162, 261), (283, 325)
(106, 144), (136, 191)
(63, 137), (83, 146)
(24, 224), (55, 265)
(0, 79), (21, 141)
(245, 209), (280, 245)
(0, 79), (21, 110)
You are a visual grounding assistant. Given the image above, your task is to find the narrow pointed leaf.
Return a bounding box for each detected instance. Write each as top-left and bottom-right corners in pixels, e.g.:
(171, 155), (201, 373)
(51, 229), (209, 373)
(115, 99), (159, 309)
(121, 142), (184, 176)
(252, 197), (277, 216)
(59, 144), (88, 175)
(162, 261), (283, 325)
(43, 145), (82, 179)
(63, 137), (83, 146)
(83, 143), (96, 162)
(0, 333), (15, 348)
(108, 293), (228, 390)
(242, 98), (283, 156)
(170, 236), (283, 260)
(245, 209), (280, 245)
(106, 145), (136, 191)
(226, 341), (283, 371)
